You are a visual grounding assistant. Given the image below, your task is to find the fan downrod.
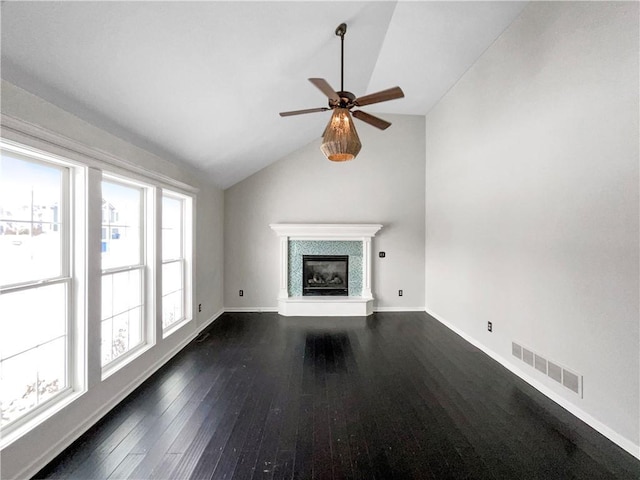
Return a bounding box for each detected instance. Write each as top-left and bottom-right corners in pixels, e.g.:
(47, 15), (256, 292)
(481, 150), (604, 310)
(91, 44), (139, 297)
(278, 21), (404, 132)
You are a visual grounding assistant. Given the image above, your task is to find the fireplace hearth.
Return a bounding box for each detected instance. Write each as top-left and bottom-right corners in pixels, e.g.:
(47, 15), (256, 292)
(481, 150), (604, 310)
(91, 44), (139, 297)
(303, 255), (348, 296)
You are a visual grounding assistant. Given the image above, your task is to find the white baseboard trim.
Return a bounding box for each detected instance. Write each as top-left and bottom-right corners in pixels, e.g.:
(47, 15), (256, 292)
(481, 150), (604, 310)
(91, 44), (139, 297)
(374, 307), (426, 312)
(224, 307), (426, 314)
(426, 309), (640, 460)
(224, 307), (278, 313)
(16, 309), (225, 480)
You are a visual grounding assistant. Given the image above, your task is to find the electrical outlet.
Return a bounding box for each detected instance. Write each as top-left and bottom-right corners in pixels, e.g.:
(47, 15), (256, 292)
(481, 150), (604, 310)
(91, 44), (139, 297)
(239, 290), (244, 297)
(379, 251), (386, 258)
(198, 303), (202, 312)
(398, 289), (403, 296)
(488, 321), (493, 332)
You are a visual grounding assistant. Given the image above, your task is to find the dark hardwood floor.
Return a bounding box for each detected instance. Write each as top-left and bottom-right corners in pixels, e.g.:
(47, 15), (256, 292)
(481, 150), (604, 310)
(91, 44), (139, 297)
(35, 312), (640, 479)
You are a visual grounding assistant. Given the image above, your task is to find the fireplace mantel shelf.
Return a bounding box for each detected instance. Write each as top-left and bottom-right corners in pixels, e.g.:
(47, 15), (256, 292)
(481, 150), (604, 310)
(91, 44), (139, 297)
(269, 223), (382, 240)
(270, 223), (382, 317)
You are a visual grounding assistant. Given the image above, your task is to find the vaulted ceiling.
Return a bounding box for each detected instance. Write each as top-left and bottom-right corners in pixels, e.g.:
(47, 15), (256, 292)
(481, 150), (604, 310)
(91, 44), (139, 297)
(1, 1), (527, 188)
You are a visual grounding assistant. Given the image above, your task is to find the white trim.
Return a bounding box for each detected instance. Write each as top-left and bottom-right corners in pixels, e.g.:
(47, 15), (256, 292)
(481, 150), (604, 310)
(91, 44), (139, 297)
(0, 147), (77, 440)
(224, 307), (279, 313)
(374, 307), (426, 312)
(269, 223), (382, 239)
(426, 309), (640, 460)
(12, 309), (225, 480)
(0, 388), (84, 451)
(277, 235), (288, 299)
(278, 296), (373, 317)
(223, 307), (427, 314)
(160, 190), (193, 335)
(101, 342), (154, 381)
(162, 315), (191, 339)
(99, 177), (150, 374)
(362, 238), (373, 298)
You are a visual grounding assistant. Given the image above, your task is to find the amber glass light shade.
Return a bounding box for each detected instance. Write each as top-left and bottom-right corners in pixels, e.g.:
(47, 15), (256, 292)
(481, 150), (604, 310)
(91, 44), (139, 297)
(320, 108), (362, 162)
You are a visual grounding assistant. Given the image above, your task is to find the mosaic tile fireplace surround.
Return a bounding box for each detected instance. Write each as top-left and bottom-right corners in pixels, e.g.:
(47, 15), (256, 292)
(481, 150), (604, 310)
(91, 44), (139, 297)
(270, 224), (382, 316)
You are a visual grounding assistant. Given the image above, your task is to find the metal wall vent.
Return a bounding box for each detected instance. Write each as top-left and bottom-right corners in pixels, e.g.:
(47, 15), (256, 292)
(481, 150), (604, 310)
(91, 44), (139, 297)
(512, 342), (522, 359)
(522, 348), (534, 367)
(511, 342), (582, 397)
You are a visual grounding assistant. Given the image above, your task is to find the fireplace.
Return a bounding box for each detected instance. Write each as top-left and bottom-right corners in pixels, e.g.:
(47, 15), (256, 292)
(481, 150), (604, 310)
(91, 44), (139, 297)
(270, 223), (382, 316)
(302, 255), (348, 296)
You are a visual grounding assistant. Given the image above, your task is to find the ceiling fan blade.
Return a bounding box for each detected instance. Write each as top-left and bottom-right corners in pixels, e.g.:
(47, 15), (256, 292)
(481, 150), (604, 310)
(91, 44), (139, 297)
(354, 86), (404, 107)
(309, 78), (340, 102)
(279, 107), (330, 117)
(352, 110), (391, 130)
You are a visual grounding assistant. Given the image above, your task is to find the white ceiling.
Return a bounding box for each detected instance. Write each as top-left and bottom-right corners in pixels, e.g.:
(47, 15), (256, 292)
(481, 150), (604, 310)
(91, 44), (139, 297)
(1, 1), (527, 188)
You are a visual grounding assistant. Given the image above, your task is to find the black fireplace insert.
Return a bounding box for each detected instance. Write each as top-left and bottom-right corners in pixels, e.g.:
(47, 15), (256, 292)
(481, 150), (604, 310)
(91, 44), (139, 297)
(302, 255), (348, 296)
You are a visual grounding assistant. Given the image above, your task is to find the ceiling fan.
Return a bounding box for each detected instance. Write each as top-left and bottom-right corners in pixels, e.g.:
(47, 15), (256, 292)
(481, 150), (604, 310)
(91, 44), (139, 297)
(279, 23), (405, 161)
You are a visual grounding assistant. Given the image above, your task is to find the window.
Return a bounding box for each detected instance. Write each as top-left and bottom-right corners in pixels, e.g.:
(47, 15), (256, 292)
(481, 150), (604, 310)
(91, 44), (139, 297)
(0, 151), (70, 428)
(162, 192), (191, 333)
(101, 179), (145, 367)
(0, 136), (196, 446)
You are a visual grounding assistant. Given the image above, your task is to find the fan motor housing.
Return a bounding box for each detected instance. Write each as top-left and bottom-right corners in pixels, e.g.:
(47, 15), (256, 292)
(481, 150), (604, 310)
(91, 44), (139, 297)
(331, 91), (356, 108)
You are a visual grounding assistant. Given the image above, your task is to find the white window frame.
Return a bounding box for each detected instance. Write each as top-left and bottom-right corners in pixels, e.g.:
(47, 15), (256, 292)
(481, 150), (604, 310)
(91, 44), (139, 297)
(0, 123), (198, 449)
(0, 142), (87, 443)
(161, 190), (193, 336)
(100, 174), (156, 377)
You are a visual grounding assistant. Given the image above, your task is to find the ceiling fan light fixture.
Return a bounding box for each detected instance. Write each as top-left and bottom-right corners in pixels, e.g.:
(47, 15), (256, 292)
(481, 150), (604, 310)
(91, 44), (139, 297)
(320, 107), (361, 162)
(280, 22), (404, 162)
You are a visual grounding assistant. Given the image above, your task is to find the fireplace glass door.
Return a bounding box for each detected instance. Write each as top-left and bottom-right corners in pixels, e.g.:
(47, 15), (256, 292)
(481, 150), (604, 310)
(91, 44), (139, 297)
(302, 255), (348, 296)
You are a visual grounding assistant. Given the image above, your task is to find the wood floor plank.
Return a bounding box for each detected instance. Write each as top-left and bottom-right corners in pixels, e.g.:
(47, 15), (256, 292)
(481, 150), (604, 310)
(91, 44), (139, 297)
(325, 372), (353, 480)
(292, 393), (313, 480)
(129, 366), (225, 478)
(148, 453), (183, 480)
(34, 312), (640, 480)
(169, 367), (248, 479)
(107, 453), (144, 479)
(207, 372), (272, 480)
(250, 342), (299, 480)
(310, 334), (332, 480)
(189, 369), (256, 479)
(167, 365), (237, 455)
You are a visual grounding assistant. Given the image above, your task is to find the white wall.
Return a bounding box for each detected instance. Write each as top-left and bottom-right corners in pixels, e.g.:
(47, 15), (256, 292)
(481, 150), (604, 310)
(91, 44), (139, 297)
(225, 114), (425, 311)
(0, 81), (225, 479)
(425, 1), (639, 453)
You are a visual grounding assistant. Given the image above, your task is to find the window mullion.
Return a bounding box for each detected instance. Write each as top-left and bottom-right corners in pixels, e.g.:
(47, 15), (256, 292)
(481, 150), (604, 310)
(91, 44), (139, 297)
(1, 276), (71, 294)
(101, 264), (145, 276)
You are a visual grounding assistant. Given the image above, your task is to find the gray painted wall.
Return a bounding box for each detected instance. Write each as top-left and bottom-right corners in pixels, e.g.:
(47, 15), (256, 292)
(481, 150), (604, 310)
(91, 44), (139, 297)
(425, 2), (639, 448)
(1, 81), (225, 479)
(3, 2), (638, 475)
(224, 114), (425, 311)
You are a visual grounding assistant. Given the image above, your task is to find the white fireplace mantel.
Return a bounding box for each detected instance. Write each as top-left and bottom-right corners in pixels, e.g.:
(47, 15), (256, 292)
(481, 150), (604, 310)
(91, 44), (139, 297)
(269, 223), (382, 316)
(270, 223), (383, 240)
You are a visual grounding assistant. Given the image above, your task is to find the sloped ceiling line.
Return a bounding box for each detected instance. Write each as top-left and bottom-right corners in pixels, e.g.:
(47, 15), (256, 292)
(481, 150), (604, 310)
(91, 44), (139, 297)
(1, 1), (527, 188)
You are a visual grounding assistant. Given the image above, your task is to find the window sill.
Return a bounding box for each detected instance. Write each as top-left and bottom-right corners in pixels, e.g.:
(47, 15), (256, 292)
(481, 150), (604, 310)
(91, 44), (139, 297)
(162, 317), (192, 339)
(101, 342), (154, 381)
(0, 387), (86, 451)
